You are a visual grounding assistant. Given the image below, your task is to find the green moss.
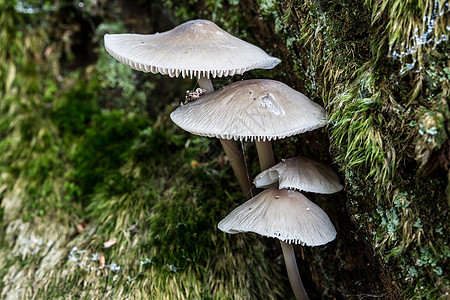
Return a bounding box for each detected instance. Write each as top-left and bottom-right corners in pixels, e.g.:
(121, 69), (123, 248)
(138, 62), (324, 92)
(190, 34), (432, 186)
(0, 1), (291, 299)
(328, 69), (394, 196)
(1, 0), (448, 298)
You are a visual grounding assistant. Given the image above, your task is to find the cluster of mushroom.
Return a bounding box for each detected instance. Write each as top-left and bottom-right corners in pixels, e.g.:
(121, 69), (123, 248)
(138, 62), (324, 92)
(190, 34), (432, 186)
(220, 157), (343, 299)
(104, 19), (343, 300)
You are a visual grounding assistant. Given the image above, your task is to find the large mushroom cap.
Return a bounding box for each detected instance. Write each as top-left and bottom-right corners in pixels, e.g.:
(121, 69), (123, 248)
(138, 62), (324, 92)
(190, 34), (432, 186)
(254, 157), (343, 194)
(170, 79), (327, 142)
(104, 19), (280, 79)
(218, 189), (336, 246)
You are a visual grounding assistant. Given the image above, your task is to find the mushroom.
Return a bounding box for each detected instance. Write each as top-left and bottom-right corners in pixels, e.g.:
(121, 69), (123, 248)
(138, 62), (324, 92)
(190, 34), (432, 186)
(171, 79), (334, 298)
(104, 19), (281, 198)
(251, 157), (343, 299)
(254, 157), (344, 193)
(104, 19), (280, 93)
(170, 79), (327, 141)
(170, 79), (328, 175)
(218, 188), (336, 300)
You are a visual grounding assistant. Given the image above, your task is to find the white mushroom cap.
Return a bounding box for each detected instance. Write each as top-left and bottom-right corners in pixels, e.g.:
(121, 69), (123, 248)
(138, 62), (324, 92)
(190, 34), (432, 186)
(254, 157), (343, 194)
(218, 189), (336, 246)
(170, 79), (327, 141)
(104, 19), (280, 79)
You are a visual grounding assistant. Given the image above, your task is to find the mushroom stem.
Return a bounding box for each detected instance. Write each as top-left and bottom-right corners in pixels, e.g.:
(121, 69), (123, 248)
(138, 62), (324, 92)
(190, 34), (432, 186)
(219, 139), (254, 199)
(198, 77), (252, 198)
(198, 75), (214, 93)
(280, 241), (310, 300)
(255, 141), (309, 299)
(255, 140), (276, 170)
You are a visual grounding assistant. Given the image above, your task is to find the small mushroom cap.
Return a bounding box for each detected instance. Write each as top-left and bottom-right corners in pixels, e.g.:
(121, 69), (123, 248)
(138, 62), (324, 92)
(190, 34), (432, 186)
(170, 79), (327, 142)
(218, 189), (336, 246)
(254, 157), (343, 194)
(104, 19), (280, 79)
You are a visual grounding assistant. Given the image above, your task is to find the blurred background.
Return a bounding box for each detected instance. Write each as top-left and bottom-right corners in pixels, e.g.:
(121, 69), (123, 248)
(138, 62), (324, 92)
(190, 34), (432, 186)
(0, 0), (448, 299)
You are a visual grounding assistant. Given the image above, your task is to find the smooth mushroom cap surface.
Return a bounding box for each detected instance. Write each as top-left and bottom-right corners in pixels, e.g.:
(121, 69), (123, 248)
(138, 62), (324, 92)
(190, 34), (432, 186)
(218, 188), (336, 246)
(104, 19), (280, 79)
(254, 157), (344, 194)
(170, 79), (328, 142)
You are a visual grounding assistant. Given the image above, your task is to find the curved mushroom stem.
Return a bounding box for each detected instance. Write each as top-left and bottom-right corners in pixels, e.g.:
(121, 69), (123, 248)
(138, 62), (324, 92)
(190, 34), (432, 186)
(255, 140), (275, 171)
(219, 139), (254, 199)
(280, 241), (309, 300)
(198, 75), (214, 93)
